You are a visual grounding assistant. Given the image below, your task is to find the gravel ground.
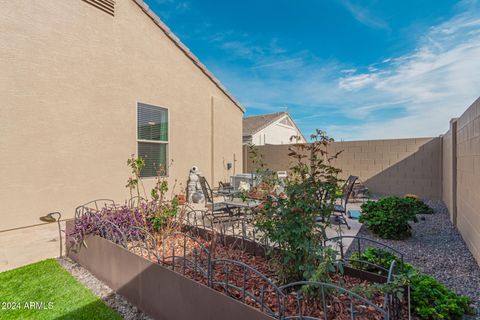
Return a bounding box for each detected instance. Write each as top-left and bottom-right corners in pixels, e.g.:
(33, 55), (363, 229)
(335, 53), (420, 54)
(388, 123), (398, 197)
(349, 199), (480, 317)
(57, 257), (152, 320)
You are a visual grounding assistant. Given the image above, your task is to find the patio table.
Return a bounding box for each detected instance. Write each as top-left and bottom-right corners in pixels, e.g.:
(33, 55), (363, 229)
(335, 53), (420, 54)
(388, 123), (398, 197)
(215, 188), (242, 200)
(221, 199), (262, 209)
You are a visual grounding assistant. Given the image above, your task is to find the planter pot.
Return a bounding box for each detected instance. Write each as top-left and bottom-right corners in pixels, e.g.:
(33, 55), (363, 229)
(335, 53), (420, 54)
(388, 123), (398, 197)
(175, 194), (186, 205)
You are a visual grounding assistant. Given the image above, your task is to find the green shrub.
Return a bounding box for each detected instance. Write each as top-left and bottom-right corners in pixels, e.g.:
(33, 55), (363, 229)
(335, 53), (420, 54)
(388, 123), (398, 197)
(350, 247), (412, 275)
(404, 196), (434, 215)
(351, 247), (474, 319)
(359, 196), (434, 239)
(360, 197), (419, 239)
(411, 274), (474, 319)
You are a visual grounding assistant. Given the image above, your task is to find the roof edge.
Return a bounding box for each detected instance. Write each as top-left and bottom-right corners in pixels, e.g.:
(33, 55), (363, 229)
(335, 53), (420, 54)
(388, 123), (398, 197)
(283, 114), (308, 142)
(245, 112), (307, 142)
(132, 0), (245, 113)
(245, 112), (285, 136)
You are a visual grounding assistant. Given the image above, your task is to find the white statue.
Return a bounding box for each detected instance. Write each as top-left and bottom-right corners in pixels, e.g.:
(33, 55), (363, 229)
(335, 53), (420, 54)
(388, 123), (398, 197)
(187, 166), (203, 203)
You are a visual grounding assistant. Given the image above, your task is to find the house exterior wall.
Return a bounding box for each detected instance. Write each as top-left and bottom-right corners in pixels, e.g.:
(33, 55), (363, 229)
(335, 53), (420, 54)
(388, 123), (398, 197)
(251, 118), (306, 145)
(244, 137), (443, 199)
(0, 0), (243, 231)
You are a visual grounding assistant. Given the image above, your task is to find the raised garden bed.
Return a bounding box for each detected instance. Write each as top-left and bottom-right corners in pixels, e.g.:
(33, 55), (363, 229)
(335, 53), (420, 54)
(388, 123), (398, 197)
(67, 220), (273, 320)
(67, 206), (408, 320)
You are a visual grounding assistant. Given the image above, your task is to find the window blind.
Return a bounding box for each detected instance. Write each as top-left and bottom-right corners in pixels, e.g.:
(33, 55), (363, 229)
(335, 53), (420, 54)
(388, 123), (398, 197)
(137, 103), (168, 141)
(137, 103), (168, 177)
(138, 142), (167, 177)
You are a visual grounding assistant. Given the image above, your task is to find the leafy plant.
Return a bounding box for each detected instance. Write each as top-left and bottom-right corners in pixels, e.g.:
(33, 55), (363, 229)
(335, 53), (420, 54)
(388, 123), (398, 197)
(69, 156), (184, 249)
(254, 130), (343, 283)
(352, 247), (475, 319)
(302, 246), (344, 298)
(148, 160), (183, 234)
(359, 197), (419, 239)
(67, 205), (147, 248)
(410, 273), (474, 319)
(404, 195), (434, 215)
(350, 247), (413, 275)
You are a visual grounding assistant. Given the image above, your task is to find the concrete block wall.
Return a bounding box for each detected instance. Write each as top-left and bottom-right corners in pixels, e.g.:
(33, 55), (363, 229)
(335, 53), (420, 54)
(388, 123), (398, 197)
(328, 138), (442, 199)
(455, 97), (480, 263)
(244, 137), (442, 199)
(244, 98), (480, 265)
(442, 127), (454, 221)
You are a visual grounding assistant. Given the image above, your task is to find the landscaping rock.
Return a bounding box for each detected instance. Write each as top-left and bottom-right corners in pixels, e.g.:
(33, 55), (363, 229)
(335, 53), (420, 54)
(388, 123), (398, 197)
(57, 257), (153, 320)
(350, 199), (480, 318)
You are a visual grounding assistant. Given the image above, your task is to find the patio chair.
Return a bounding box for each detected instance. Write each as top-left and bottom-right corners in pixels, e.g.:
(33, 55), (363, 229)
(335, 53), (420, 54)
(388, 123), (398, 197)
(199, 176), (242, 217)
(332, 175), (358, 229)
(216, 181), (238, 201)
(352, 179), (369, 202)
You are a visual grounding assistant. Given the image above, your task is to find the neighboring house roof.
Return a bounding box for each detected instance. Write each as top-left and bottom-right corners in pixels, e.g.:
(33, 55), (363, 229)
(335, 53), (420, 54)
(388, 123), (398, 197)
(243, 112), (287, 137)
(132, 0), (245, 113)
(243, 112), (307, 142)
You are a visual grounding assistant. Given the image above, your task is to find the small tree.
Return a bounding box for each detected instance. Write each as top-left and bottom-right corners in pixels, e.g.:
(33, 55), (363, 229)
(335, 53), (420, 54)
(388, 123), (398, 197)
(254, 130), (343, 283)
(149, 161), (184, 235)
(126, 155), (183, 236)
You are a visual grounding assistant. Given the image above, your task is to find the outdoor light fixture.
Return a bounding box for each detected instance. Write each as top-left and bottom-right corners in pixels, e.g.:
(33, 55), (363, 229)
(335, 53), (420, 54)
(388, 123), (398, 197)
(39, 212), (63, 258)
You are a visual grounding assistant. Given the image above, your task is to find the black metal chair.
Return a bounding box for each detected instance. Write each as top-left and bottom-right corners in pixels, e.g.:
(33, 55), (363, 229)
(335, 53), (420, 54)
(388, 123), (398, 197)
(332, 175), (358, 229)
(352, 178), (370, 203)
(198, 176), (242, 217)
(215, 181), (239, 201)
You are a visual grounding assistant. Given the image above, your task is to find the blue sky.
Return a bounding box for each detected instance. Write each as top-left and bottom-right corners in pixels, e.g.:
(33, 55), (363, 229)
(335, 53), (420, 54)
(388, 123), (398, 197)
(144, 0), (480, 140)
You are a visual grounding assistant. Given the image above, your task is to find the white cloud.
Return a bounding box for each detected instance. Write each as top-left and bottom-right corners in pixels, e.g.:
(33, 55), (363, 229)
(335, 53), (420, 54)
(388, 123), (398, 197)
(337, 9), (480, 139)
(251, 58), (304, 70)
(338, 73), (379, 90)
(206, 3), (480, 141)
(338, 0), (389, 30)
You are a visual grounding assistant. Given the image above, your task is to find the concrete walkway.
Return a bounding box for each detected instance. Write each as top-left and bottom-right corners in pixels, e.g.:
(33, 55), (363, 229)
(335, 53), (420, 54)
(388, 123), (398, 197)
(325, 202), (363, 248)
(0, 222), (65, 272)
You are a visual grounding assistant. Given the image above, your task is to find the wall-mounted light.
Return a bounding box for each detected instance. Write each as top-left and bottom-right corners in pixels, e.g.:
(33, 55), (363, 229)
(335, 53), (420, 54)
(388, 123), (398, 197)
(39, 212), (62, 258)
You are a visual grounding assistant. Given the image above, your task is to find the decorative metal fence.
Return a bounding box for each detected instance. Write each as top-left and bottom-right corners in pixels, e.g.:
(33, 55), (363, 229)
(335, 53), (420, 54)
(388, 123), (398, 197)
(279, 281), (389, 320)
(211, 259), (283, 319)
(73, 201), (407, 319)
(160, 232), (211, 285)
(127, 226), (161, 263)
(325, 235), (405, 274)
(74, 198), (116, 220)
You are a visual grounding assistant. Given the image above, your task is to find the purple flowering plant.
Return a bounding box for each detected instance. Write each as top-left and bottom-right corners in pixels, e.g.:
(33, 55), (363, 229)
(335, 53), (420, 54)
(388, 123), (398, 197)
(68, 155), (185, 249)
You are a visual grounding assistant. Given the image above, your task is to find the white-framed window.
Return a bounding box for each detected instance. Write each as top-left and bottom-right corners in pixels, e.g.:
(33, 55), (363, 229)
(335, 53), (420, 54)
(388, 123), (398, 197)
(137, 103), (168, 177)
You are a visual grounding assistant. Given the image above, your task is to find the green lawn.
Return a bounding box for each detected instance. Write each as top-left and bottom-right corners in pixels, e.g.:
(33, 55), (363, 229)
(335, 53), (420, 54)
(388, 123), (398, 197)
(0, 259), (122, 320)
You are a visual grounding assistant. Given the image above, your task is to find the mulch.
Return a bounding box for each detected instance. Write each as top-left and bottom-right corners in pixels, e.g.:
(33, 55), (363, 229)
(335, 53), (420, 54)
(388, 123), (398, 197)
(130, 232), (407, 320)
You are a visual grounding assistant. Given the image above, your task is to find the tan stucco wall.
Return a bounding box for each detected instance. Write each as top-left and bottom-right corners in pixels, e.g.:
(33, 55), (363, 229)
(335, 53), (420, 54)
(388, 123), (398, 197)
(0, 0), (243, 231)
(455, 97), (480, 263)
(244, 137), (443, 199)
